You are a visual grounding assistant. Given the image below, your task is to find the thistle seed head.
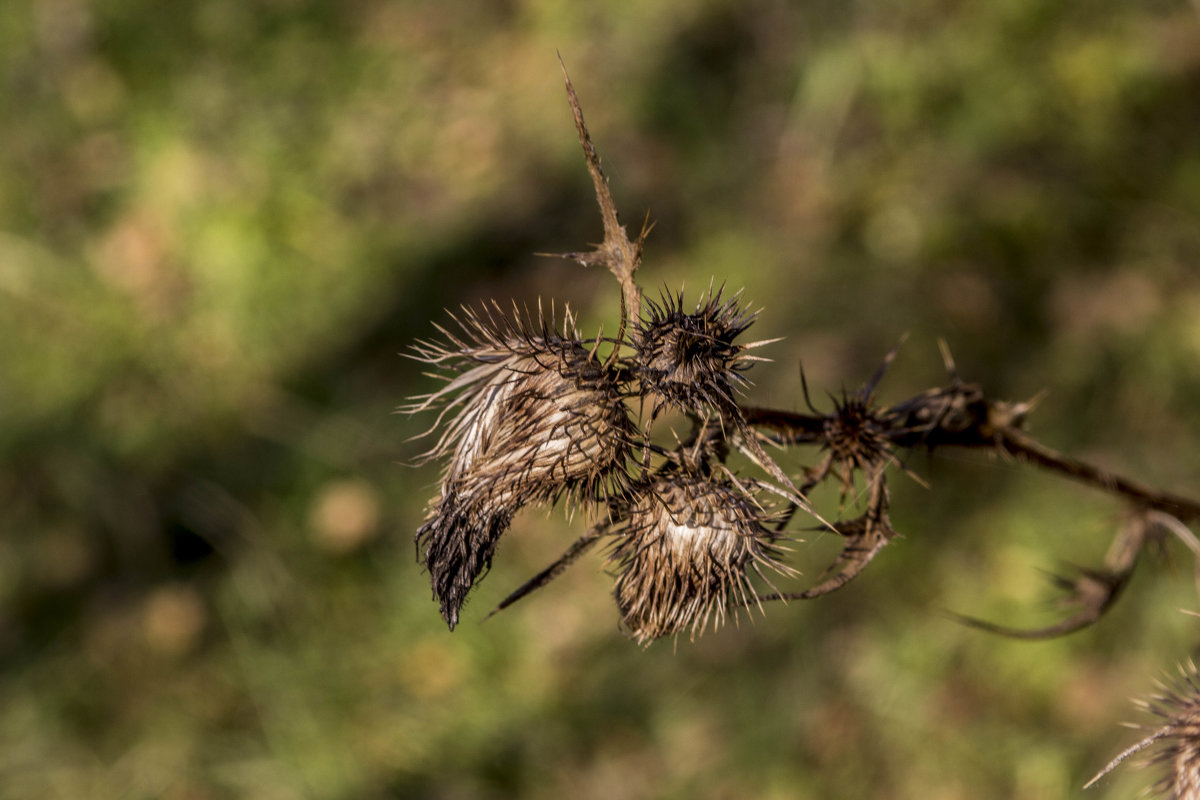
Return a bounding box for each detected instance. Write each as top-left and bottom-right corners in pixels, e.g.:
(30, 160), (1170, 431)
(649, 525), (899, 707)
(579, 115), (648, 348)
(822, 393), (894, 500)
(1139, 662), (1200, 798)
(408, 303), (634, 628)
(634, 287), (760, 416)
(609, 473), (792, 645)
(825, 395), (889, 469)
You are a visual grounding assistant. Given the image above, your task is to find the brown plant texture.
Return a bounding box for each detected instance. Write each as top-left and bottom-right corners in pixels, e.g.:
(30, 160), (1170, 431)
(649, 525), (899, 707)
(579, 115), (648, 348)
(405, 59), (1200, 793)
(1087, 660), (1200, 798)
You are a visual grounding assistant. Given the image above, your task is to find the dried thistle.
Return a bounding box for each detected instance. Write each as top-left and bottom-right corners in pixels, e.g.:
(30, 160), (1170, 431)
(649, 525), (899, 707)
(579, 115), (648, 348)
(800, 339), (912, 500)
(820, 391), (893, 500)
(1087, 661), (1200, 798)
(608, 472), (793, 645)
(634, 287), (764, 418)
(403, 59), (1200, 676)
(407, 303), (633, 628)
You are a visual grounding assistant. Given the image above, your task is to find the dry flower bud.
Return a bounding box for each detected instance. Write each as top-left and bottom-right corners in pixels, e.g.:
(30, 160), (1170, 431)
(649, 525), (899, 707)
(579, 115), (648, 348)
(634, 288), (762, 416)
(609, 472), (792, 644)
(825, 395), (890, 472)
(408, 304), (633, 629)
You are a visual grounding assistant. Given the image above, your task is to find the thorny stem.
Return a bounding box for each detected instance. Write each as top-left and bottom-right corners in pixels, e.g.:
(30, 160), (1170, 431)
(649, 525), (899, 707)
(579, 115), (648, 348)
(485, 520), (611, 618)
(744, 393), (1200, 522)
(739, 375), (1200, 640)
(550, 54), (644, 326)
(1084, 727), (1172, 789)
(944, 560), (1136, 640)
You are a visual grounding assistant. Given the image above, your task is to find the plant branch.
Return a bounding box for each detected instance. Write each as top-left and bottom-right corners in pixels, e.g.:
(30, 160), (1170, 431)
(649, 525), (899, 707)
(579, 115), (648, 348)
(745, 380), (1200, 522)
(545, 53), (645, 326)
(485, 520), (611, 619)
(991, 427), (1200, 521)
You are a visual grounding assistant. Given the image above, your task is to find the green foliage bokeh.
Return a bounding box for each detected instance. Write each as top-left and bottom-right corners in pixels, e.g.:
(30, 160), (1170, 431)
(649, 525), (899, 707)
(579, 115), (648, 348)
(3, 0), (1200, 798)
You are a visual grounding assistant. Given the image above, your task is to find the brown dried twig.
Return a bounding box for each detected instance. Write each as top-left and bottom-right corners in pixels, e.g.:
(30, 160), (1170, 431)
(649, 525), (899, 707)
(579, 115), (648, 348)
(485, 520), (612, 619)
(542, 54), (649, 334)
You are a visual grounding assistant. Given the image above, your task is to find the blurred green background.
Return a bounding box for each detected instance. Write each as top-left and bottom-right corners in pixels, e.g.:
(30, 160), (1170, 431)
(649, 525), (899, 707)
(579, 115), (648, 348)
(3, 0), (1200, 797)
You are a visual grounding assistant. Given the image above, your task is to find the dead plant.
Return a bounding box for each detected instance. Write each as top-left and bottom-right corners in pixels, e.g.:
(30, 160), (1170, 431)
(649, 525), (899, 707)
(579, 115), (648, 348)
(405, 57), (1200, 795)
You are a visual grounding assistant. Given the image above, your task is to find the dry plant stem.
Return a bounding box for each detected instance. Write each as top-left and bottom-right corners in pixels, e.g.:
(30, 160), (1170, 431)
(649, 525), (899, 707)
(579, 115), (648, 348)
(549, 54), (645, 327)
(744, 390), (1200, 522)
(742, 369), (1200, 627)
(486, 520), (611, 618)
(755, 468), (895, 603)
(994, 427), (1200, 522)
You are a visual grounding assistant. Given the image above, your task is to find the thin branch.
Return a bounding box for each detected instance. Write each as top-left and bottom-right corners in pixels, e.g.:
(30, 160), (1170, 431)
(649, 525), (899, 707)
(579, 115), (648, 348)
(754, 470), (895, 603)
(993, 427), (1200, 522)
(745, 381), (1200, 523)
(484, 520), (612, 619)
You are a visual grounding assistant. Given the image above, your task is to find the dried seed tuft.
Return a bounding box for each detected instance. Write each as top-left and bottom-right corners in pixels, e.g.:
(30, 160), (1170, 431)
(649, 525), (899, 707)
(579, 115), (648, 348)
(825, 395), (890, 471)
(822, 393), (893, 500)
(609, 472), (792, 645)
(407, 303), (633, 628)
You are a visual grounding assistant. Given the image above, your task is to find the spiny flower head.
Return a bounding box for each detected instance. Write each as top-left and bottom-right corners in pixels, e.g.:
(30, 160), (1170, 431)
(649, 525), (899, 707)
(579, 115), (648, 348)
(822, 392), (895, 500)
(633, 287), (765, 417)
(1137, 662), (1200, 798)
(608, 470), (793, 645)
(1087, 660), (1200, 798)
(825, 394), (890, 470)
(407, 302), (634, 629)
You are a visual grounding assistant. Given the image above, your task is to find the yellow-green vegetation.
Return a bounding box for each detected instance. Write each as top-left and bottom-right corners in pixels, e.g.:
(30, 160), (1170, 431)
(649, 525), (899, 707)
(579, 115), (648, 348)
(3, 0), (1200, 798)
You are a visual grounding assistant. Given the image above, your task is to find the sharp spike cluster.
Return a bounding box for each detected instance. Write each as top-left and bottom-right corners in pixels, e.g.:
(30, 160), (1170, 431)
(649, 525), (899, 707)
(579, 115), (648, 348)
(608, 472), (795, 645)
(634, 286), (759, 418)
